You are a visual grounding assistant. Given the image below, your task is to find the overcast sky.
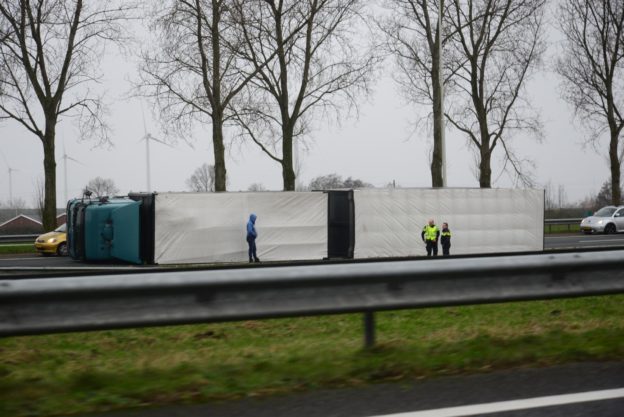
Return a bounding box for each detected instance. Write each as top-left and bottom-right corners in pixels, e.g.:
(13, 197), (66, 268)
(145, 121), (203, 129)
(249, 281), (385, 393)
(0, 3), (611, 208)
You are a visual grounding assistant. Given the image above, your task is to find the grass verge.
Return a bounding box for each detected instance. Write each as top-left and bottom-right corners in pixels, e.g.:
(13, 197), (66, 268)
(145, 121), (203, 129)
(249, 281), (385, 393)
(1, 295), (623, 417)
(0, 244), (36, 254)
(544, 224), (581, 234)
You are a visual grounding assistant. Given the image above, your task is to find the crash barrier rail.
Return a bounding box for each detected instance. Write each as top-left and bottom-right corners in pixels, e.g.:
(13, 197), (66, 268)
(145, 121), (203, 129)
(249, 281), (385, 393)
(2, 249), (624, 348)
(544, 218), (583, 233)
(0, 234), (38, 244)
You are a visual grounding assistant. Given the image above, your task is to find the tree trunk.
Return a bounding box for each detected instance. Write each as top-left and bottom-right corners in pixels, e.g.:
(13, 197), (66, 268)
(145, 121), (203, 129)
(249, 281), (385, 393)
(211, 0), (227, 192)
(473, 114), (492, 187)
(42, 121), (58, 232)
(282, 124), (295, 191)
(469, 52), (492, 189)
(478, 152), (492, 188)
(431, 45), (444, 188)
(609, 127), (621, 205)
(212, 111), (227, 192)
(479, 146), (492, 188)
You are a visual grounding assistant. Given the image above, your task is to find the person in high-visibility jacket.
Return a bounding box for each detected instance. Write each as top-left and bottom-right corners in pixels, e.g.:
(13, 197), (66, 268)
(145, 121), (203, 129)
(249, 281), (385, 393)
(421, 219), (440, 257)
(441, 222), (451, 256)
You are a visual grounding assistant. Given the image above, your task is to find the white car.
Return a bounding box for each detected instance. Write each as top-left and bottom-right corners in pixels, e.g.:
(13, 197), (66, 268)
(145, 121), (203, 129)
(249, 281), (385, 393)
(580, 206), (624, 234)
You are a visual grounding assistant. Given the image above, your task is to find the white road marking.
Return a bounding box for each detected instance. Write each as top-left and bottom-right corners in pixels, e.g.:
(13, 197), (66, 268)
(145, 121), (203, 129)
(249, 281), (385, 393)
(577, 239), (624, 243)
(0, 265), (158, 270)
(573, 244), (624, 248)
(370, 388), (624, 417)
(546, 236), (587, 239)
(546, 237), (624, 241)
(0, 257), (52, 261)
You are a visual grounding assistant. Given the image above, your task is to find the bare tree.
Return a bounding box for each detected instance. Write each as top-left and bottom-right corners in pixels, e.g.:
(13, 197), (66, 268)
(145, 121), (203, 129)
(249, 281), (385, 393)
(544, 181), (569, 211)
(308, 173), (372, 189)
(556, 1), (624, 205)
(544, 180), (556, 211)
(186, 163), (215, 192)
(309, 174), (344, 190)
(557, 184), (567, 209)
(579, 179), (623, 209)
(0, 0), (132, 231)
(247, 182), (266, 191)
(379, 0), (461, 187)
(140, 0), (289, 192)
(234, 0), (377, 191)
(593, 179), (623, 208)
(445, 0), (546, 188)
(3, 196), (26, 217)
(84, 177), (119, 198)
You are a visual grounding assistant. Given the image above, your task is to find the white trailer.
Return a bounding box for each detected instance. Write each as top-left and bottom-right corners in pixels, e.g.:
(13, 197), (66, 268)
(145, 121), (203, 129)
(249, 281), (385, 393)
(154, 191), (328, 264)
(152, 188), (543, 265)
(354, 188), (544, 258)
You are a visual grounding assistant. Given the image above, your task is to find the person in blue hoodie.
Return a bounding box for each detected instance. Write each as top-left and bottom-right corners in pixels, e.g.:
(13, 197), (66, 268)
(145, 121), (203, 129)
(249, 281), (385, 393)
(246, 213), (260, 263)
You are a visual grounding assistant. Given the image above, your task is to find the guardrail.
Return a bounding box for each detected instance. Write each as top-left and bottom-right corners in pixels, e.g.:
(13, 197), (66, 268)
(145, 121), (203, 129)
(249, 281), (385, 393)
(3, 249), (624, 346)
(0, 234), (38, 244)
(544, 218), (582, 233)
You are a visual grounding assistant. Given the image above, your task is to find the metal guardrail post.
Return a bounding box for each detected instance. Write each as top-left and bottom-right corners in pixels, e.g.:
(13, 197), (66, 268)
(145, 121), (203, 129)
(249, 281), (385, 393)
(364, 311), (375, 349)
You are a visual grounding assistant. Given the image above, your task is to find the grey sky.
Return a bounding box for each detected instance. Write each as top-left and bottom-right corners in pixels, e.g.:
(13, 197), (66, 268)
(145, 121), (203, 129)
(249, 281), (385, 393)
(0, 4), (610, 208)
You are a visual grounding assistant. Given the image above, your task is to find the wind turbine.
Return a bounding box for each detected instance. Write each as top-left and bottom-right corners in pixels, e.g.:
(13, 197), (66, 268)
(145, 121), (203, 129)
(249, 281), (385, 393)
(141, 106), (172, 192)
(61, 142), (84, 203)
(0, 150), (18, 204)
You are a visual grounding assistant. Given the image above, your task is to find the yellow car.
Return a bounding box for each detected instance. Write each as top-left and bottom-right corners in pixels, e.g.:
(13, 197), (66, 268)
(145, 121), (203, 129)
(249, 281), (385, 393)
(34, 223), (68, 256)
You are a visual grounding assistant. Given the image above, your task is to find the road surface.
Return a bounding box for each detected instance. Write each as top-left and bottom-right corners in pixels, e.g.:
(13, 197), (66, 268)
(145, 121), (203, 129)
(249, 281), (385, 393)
(544, 233), (624, 250)
(69, 362), (624, 417)
(0, 253), (149, 272)
(2, 234), (624, 271)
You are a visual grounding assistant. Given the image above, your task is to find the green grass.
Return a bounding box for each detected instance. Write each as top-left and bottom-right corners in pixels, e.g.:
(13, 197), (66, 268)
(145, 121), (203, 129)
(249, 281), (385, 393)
(1, 295), (624, 417)
(544, 224), (581, 234)
(0, 244), (37, 254)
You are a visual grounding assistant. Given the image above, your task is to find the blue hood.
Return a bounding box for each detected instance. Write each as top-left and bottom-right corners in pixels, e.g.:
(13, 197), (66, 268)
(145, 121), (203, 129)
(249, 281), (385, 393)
(247, 214), (258, 238)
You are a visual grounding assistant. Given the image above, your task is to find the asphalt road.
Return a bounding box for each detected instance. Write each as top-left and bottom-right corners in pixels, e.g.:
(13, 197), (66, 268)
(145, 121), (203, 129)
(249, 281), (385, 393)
(0, 253), (148, 271)
(2, 234), (624, 271)
(544, 233), (624, 250)
(71, 362), (624, 417)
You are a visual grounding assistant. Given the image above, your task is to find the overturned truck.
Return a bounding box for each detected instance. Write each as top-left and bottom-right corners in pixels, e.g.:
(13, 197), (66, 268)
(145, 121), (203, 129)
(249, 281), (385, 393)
(67, 188), (544, 265)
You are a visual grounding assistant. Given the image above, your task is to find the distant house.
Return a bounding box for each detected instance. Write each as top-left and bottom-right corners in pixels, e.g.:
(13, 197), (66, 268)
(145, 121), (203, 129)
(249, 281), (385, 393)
(0, 211), (67, 235)
(56, 213), (67, 225)
(0, 214), (43, 235)
(0, 208), (65, 225)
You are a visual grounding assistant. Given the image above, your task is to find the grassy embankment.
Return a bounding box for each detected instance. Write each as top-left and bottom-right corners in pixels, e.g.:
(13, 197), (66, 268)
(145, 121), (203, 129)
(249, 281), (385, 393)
(0, 244), (36, 255)
(1, 295), (623, 417)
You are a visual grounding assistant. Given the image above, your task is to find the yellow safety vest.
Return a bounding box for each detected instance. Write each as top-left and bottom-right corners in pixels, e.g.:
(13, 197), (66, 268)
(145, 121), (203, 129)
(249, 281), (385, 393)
(423, 225), (439, 241)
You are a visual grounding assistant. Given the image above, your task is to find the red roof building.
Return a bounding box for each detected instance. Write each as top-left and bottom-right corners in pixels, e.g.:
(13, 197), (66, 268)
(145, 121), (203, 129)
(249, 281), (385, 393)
(0, 213), (66, 235)
(0, 215), (43, 235)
